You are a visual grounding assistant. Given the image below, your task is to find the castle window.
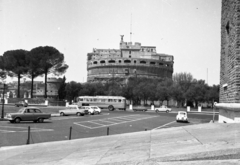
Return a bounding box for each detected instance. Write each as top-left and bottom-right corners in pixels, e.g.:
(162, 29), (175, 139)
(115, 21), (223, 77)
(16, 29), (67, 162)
(119, 60), (121, 63)
(129, 51), (131, 54)
(150, 62), (155, 65)
(93, 61), (98, 64)
(100, 60), (105, 64)
(124, 60), (131, 63)
(109, 60), (115, 63)
(140, 61), (146, 64)
(129, 55), (131, 58)
(226, 21), (230, 35)
(159, 63), (163, 65)
(134, 60), (136, 64)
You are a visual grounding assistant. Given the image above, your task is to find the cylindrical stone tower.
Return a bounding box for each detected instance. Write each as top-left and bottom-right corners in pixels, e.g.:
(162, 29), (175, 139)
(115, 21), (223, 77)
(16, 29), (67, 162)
(87, 36), (174, 83)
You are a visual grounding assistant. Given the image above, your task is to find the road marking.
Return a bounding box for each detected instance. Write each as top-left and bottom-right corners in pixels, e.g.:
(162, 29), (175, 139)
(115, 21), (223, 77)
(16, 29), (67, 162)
(0, 126), (53, 133)
(52, 113), (109, 120)
(74, 115), (158, 129)
(152, 121), (176, 130)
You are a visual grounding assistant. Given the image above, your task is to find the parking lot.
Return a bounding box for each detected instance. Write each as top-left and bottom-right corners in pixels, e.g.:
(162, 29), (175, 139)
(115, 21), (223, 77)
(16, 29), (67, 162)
(0, 106), (217, 147)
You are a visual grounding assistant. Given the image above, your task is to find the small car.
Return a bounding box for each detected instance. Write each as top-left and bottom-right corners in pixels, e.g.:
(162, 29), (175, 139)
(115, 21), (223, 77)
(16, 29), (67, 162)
(176, 111), (188, 122)
(15, 101), (28, 107)
(6, 107), (51, 123)
(82, 106), (101, 115)
(155, 105), (171, 113)
(59, 105), (87, 116)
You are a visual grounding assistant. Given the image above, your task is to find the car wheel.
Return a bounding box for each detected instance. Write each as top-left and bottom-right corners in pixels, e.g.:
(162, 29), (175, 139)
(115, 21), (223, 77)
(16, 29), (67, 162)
(81, 113), (84, 116)
(98, 111), (101, 114)
(108, 105), (114, 111)
(38, 118), (44, 123)
(60, 112), (65, 116)
(76, 112), (81, 116)
(166, 110), (169, 113)
(14, 118), (21, 123)
(33, 120), (38, 123)
(156, 110), (159, 113)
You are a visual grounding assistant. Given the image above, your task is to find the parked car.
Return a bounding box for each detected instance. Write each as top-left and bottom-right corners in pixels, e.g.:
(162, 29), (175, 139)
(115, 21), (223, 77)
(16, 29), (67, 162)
(59, 105), (87, 116)
(5, 107), (51, 123)
(15, 101), (28, 107)
(176, 111), (188, 122)
(82, 106), (101, 115)
(155, 105), (171, 113)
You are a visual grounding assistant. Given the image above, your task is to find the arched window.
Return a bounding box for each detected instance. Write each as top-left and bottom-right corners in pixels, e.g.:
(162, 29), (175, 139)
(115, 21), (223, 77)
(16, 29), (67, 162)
(108, 60), (115, 63)
(140, 61), (146, 64)
(93, 61), (98, 64)
(100, 60), (105, 64)
(150, 62), (155, 65)
(124, 60), (131, 63)
(119, 60), (122, 63)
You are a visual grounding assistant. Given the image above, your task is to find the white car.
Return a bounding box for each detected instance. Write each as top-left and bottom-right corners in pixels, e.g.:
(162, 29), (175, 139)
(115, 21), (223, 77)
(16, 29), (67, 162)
(176, 111), (188, 122)
(155, 105), (171, 113)
(59, 105), (86, 116)
(82, 106), (101, 115)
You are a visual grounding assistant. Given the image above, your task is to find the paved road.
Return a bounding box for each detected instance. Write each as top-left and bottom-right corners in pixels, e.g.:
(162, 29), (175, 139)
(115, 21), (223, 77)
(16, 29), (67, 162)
(0, 106), (217, 147)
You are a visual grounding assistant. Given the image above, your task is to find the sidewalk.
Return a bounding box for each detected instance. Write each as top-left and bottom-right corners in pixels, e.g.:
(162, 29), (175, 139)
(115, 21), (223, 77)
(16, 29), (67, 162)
(0, 123), (240, 165)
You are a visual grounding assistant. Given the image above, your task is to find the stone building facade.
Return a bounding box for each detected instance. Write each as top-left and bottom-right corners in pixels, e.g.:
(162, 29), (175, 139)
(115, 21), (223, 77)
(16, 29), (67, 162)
(217, 0), (240, 123)
(87, 36), (174, 82)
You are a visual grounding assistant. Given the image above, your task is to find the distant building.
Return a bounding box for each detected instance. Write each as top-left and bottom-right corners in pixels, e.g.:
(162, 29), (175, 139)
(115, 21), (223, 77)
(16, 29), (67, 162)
(11, 77), (62, 98)
(87, 35), (174, 83)
(34, 78), (62, 98)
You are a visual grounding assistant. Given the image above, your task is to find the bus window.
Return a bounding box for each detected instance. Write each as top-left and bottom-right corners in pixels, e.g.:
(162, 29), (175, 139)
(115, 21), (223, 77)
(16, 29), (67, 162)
(108, 99), (113, 102)
(80, 98), (83, 101)
(101, 99), (106, 102)
(89, 99), (93, 102)
(118, 99), (122, 102)
(93, 98), (97, 102)
(86, 98), (89, 102)
(113, 99), (117, 102)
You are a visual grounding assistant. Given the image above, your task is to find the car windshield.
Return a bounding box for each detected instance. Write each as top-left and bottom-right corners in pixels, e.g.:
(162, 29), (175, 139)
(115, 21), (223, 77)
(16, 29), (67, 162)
(91, 107), (97, 109)
(18, 108), (25, 113)
(180, 112), (186, 115)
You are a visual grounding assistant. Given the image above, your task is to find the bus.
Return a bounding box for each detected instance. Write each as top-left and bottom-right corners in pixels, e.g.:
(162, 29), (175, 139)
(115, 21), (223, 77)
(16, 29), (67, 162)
(77, 96), (126, 111)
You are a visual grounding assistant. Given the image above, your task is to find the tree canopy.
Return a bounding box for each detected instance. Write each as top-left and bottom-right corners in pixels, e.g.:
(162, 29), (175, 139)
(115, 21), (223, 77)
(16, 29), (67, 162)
(30, 46), (69, 98)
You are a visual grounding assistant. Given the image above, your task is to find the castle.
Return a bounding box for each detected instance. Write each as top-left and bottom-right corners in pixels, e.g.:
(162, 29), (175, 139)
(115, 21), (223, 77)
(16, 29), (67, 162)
(87, 36), (174, 83)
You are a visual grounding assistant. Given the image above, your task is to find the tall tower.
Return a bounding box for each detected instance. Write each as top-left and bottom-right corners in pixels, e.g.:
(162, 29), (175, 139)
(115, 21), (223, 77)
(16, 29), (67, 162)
(220, 0), (240, 103)
(216, 0), (240, 123)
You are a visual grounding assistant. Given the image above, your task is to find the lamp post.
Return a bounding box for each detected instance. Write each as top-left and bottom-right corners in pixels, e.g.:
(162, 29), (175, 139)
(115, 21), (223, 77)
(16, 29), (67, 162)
(1, 83), (6, 119)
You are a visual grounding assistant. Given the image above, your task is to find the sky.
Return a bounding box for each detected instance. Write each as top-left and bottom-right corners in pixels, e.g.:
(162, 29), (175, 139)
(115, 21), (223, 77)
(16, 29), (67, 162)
(0, 0), (221, 85)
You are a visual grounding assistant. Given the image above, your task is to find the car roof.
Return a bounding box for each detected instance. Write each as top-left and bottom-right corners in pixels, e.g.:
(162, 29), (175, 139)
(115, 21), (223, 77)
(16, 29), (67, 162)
(178, 111), (187, 113)
(24, 107), (40, 109)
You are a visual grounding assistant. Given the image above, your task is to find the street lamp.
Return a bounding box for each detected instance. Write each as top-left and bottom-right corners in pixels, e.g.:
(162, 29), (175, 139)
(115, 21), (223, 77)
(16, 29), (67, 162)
(1, 83), (6, 119)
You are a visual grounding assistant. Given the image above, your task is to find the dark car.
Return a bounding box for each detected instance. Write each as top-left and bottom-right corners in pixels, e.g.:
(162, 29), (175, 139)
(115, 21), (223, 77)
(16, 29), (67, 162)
(15, 101), (28, 107)
(6, 107), (51, 123)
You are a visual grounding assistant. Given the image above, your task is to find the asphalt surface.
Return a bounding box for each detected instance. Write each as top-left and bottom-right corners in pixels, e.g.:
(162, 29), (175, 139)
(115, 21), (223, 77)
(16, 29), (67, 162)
(0, 122), (240, 164)
(0, 106), (215, 147)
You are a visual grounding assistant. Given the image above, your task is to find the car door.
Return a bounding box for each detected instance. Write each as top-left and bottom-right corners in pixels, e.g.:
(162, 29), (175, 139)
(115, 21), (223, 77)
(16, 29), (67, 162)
(34, 109), (42, 120)
(23, 109), (34, 121)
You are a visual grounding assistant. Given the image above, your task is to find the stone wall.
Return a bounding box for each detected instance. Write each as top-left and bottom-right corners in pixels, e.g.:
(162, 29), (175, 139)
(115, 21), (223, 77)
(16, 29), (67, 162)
(220, 0), (240, 103)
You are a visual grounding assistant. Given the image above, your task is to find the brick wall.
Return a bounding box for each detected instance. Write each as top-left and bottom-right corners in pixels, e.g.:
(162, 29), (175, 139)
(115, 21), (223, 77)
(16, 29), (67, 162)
(220, 0), (240, 103)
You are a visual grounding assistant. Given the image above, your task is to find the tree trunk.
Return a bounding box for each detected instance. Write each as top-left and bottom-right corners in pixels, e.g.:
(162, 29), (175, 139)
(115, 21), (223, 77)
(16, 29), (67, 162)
(31, 74), (34, 98)
(44, 72), (47, 98)
(17, 74), (21, 98)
